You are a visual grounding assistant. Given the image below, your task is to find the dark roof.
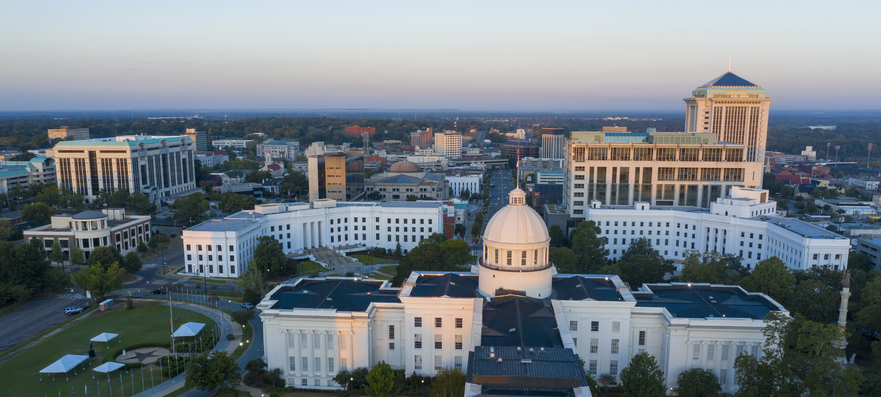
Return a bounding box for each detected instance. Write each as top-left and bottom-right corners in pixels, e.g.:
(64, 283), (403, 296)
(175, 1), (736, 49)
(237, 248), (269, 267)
(552, 275), (622, 301)
(482, 295), (561, 348)
(699, 72), (759, 88)
(268, 279), (399, 312)
(376, 175), (422, 185)
(467, 346), (587, 392)
(633, 284), (781, 319)
(72, 211), (107, 219)
(409, 273), (480, 298)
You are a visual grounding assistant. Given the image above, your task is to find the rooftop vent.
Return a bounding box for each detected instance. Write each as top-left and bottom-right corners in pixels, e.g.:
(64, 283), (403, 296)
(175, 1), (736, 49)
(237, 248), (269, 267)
(528, 348), (534, 353)
(509, 328), (516, 333)
(303, 290), (309, 294)
(450, 282), (455, 285)
(540, 347), (545, 352)
(490, 353), (495, 358)
(516, 347), (522, 352)
(326, 298), (332, 301)
(521, 359), (532, 364)
(497, 358), (503, 363)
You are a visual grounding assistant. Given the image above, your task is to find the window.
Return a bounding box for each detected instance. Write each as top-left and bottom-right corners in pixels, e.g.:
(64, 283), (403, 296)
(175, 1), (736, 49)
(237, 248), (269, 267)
(435, 334), (442, 349)
(611, 339), (619, 354)
(707, 345), (715, 360)
(455, 318), (463, 328)
(340, 336), (346, 350)
(589, 360), (597, 376)
(414, 355), (422, 370)
(590, 338), (598, 354)
(302, 357), (308, 372)
(610, 360), (618, 376)
(455, 335), (463, 349)
(327, 334), (334, 349)
(314, 335), (321, 349)
(389, 326), (395, 340)
(415, 317), (422, 327)
(315, 357), (321, 372)
(302, 380), (307, 386)
(454, 356), (463, 370)
(720, 369), (728, 384)
(389, 342), (395, 350)
(186, 245), (191, 251)
(591, 321), (599, 331)
(693, 344), (701, 360)
(328, 357), (334, 372)
(434, 356), (442, 370)
(721, 345), (730, 360)
(638, 331), (647, 346)
(341, 358), (347, 371)
(415, 334), (422, 349)
(751, 345), (759, 357)
(612, 322), (620, 332)
(435, 317), (442, 328)
(736, 345), (744, 358)
(569, 321), (578, 331)
(289, 357), (296, 371)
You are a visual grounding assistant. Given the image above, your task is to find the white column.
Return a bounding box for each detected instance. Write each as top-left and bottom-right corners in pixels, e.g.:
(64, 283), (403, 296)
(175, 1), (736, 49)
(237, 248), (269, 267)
(321, 331), (329, 377)
(699, 341), (708, 369)
(312, 222), (318, 248)
(308, 331), (315, 378)
(347, 333), (354, 371)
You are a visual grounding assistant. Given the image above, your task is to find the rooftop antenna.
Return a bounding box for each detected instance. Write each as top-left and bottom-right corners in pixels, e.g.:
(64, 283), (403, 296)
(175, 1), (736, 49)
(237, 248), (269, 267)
(728, 58), (731, 73)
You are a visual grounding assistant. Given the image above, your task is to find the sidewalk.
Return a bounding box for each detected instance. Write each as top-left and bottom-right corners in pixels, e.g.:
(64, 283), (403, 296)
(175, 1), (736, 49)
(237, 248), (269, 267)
(132, 300), (243, 397)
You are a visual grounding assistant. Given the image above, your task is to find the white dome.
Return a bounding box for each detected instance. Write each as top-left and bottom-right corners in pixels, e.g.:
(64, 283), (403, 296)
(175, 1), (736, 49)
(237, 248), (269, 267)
(482, 188), (550, 245)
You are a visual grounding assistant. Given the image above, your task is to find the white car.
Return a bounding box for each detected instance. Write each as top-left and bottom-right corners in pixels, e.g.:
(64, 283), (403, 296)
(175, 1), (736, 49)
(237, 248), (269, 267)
(63, 307), (83, 315)
(240, 302), (254, 309)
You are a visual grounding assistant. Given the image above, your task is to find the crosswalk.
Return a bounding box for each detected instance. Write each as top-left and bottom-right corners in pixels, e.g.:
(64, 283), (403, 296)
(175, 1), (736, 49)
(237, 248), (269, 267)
(57, 293), (87, 300)
(143, 263), (162, 268)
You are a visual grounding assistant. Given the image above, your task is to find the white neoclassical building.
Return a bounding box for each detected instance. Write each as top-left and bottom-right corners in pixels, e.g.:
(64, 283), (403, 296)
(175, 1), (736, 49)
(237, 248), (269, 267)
(259, 188), (787, 396)
(182, 200), (445, 277)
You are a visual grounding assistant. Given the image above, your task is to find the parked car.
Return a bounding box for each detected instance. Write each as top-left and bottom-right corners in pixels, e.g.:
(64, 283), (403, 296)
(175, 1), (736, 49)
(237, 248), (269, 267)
(240, 302), (254, 309)
(63, 307), (83, 315)
(150, 289), (163, 295)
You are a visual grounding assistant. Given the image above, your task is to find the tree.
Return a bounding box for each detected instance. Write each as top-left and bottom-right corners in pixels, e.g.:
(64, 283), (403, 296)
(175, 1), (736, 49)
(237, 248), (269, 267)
(675, 368), (721, 397)
(221, 193), (256, 213)
(735, 311), (864, 397)
(680, 251), (748, 285)
(72, 262), (124, 298)
(70, 246), (85, 266)
(137, 241), (148, 253)
(738, 257), (796, 308)
(440, 239), (474, 268)
(254, 236), (287, 276)
(856, 277), (881, 362)
(394, 242), (403, 258)
(367, 191), (383, 200)
(365, 361), (396, 397)
(0, 219), (16, 241)
(122, 251), (142, 273)
(173, 192), (209, 226)
(245, 170), (271, 183)
(470, 219), (482, 237)
(49, 241), (64, 265)
(185, 351), (242, 391)
(126, 192), (156, 214)
(406, 195), (419, 201)
(454, 224), (466, 238)
(280, 171), (308, 200)
(392, 235), (472, 285)
(597, 374), (617, 396)
(87, 246), (124, 269)
(148, 235), (159, 249)
(549, 225), (567, 247)
(22, 202), (55, 225)
(570, 221), (608, 273)
(159, 234), (171, 245)
(618, 351), (665, 397)
(237, 267), (266, 295)
(549, 247), (578, 273)
(617, 238), (674, 289)
(789, 278), (839, 323)
(230, 309), (256, 327)
(431, 367), (466, 397)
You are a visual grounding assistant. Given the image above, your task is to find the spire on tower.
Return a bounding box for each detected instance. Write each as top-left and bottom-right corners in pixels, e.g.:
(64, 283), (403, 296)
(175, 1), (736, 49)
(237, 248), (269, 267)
(728, 58), (731, 73)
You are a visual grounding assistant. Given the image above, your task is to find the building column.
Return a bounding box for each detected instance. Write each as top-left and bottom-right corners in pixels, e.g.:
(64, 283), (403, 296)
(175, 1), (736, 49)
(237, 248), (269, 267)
(302, 223), (308, 250)
(686, 342), (695, 369)
(307, 331), (315, 378)
(294, 331), (302, 375)
(347, 333), (354, 372)
(321, 331), (328, 377)
(699, 341), (708, 369)
(312, 222), (318, 248)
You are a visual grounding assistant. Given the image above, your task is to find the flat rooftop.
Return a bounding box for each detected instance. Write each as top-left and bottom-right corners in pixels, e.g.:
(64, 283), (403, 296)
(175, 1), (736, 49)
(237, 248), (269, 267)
(267, 279), (399, 312)
(187, 219), (257, 232)
(633, 283), (782, 320)
(409, 273), (480, 298)
(552, 275), (622, 301)
(482, 295), (561, 348)
(467, 346), (587, 393)
(762, 217), (847, 239)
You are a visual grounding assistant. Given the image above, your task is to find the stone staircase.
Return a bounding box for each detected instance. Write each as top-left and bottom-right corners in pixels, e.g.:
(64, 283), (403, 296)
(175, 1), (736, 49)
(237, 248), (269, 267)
(301, 247), (356, 267)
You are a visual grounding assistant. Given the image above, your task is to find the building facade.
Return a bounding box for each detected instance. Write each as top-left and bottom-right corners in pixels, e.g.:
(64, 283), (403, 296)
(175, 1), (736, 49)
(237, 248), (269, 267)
(410, 128), (433, 150)
(446, 175), (481, 197)
(52, 135), (199, 204)
(683, 72), (773, 164)
(308, 154), (365, 202)
(0, 157), (56, 194)
(433, 131), (462, 159)
(258, 188), (786, 395)
(182, 200), (444, 277)
(24, 208), (151, 259)
(856, 236), (881, 271)
(194, 150), (229, 168)
(185, 128), (208, 152)
(211, 139), (253, 150)
(540, 128), (565, 159)
(364, 161), (446, 201)
(500, 140), (539, 159)
(259, 140), (301, 161)
(584, 187), (850, 270)
(48, 127), (90, 141)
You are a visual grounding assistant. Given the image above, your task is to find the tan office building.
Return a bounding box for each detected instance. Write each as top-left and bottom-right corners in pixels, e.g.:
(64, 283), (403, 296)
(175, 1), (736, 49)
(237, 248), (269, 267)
(308, 153), (365, 202)
(48, 127), (90, 141)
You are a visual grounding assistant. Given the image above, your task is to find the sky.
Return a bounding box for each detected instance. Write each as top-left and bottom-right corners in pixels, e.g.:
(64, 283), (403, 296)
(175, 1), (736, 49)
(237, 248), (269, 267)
(1, 1), (880, 112)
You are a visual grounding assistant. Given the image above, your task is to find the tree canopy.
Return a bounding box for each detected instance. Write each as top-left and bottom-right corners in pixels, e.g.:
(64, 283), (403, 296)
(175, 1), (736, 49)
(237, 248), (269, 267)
(618, 351), (666, 397)
(365, 361), (396, 397)
(392, 234), (474, 285)
(431, 367), (466, 397)
(22, 202), (55, 225)
(675, 368), (721, 397)
(0, 239), (68, 303)
(72, 262), (124, 298)
(253, 236), (287, 276)
(173, 192), (209, 226)
(613, 238), (674, 289)
(569, 220), (608, 273)
(185, 351), (242, 391)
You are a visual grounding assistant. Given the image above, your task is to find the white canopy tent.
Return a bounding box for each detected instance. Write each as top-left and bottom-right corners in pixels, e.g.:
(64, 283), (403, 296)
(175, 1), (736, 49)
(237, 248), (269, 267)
(172, 322), (205, 337)
(92, 362), (124, 373)
(91, 332), (118, 348)
(39, 354), (90, 380)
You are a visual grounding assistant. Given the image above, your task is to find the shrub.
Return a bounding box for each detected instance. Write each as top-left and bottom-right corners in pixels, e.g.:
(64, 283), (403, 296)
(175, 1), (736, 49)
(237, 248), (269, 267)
(226, 333), (235, 340)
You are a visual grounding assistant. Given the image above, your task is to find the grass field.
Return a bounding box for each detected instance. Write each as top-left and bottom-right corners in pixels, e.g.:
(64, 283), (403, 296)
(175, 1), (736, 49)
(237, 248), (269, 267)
(349, 254), (392, 265)
(0, 303), (213, 397)
(377, 265), (398, 276)
(293, 260), (326, 274)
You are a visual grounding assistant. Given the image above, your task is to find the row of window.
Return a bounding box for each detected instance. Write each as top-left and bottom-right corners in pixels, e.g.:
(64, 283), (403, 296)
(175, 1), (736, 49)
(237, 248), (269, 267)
(414, 317), (464, 328)
(186, 244), (234, 252)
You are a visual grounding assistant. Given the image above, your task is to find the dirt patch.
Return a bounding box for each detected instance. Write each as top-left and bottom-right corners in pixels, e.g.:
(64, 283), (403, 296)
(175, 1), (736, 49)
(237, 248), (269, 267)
(122, 274), (138, 283)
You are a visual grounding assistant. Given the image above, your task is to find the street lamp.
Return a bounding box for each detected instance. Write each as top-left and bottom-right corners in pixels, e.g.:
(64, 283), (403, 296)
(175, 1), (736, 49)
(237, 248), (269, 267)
(350, 377), (354, 396)
(421, 379), (424, 397)
(159, 247), (166, 275)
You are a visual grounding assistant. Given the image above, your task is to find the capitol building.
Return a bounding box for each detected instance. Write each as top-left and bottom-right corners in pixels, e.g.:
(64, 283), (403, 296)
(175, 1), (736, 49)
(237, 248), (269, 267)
(258, 188), (787, 396)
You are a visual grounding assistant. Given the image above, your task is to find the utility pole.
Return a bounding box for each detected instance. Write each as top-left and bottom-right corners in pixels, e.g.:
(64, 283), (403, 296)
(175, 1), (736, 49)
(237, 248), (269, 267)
(835, 145), (841, 162)
(868, 143), (873, 170)
(827, 142), (831, 161)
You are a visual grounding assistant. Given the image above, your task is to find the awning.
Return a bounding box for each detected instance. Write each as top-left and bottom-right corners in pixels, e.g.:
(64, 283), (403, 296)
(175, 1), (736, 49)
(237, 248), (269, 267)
(91, 332), (118, 343)
(93, 362), (125, 373)
(40, 354), (90, 374)
(172, 322), (205, 337)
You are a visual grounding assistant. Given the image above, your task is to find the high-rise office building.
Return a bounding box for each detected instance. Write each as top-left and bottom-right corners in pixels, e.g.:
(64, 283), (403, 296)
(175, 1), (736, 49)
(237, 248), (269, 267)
(48, 127), (90, 141)
(409, 128), (433, 149)
(185, 128), (208, 151)
(53, 135), (198, 204)
(563, 71), (769, 218)
(684, 71), (773, 164)
(308, 153), (365, 202)
(540, 128), (564, 159)
(433, 131), (462, 158)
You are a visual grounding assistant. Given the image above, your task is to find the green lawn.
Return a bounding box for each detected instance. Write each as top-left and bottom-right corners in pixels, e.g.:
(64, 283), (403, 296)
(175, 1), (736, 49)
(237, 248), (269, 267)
(377, 265), (398, 276)
(0, 303), (213, 397)
(365, 273), (392, 281)
(349, 254), (391, 265)
(293, 260), (326, 274)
